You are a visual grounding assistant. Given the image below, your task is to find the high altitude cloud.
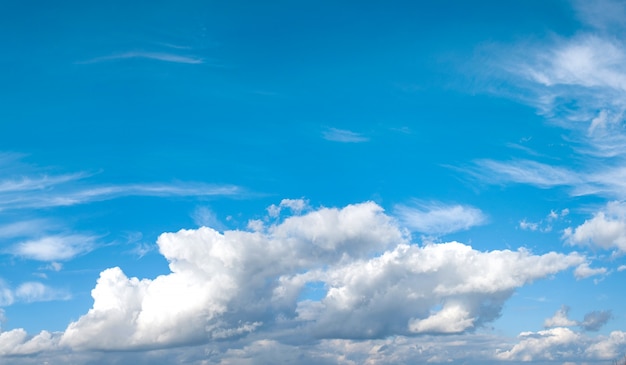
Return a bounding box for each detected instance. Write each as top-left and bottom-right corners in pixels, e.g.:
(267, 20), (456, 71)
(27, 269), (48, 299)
(322, 128), (369, 143)
(0, 154), (241, 211)
(470, 0), (626, 199)
(394, 201), (486, 235)
(15, 201), (577, 353)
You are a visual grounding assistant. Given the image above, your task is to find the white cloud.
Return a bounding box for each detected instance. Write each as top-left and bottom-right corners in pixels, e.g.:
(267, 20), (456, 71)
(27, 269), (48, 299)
(9, 234), (97, 261)
(408, 303), (474, 334)
(49, 202), (582, 351)
(59, 202), (405, 350)
(0, 329), (58, 356)
(574, 262), (608, 280)
(0, 280), (14, 306)
(80, 51), (204, 65)
(470, 159), (581, 189)
(395, 201), (486, 235)
(267, 198), (310, 218)
(470, 1), (626, 199)
(496, 327), (585, 361)
(585, 330), (626, 359)
(0, 156), (241, 211)
(618, 265), (626, 271)
(564, 201), (626, 251)
(519, 219), (539, 231)
(191, 206), (226, 230)
(322, 128), (369, 143)
(544, 305), (578, 328)
(0, 219), (57, 239)
(14, 282), (70, 303)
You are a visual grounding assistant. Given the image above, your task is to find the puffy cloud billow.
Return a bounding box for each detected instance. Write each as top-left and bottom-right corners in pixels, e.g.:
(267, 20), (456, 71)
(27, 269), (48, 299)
(1, 201), (585, 361)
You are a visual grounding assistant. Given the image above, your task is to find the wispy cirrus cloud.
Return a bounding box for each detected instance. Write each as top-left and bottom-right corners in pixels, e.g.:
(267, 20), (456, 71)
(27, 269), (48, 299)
(468, 1), (626, 201)
(394, 201), (487, 235)
(468, 158), (626, 199)
(79, 51), (204, 65)
(0, 159), (242, 211)
(322, 128), (369, 143)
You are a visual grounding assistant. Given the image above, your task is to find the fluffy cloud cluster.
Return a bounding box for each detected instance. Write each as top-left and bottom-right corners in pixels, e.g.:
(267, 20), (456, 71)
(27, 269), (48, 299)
(0, 201), (590, 365)
(36, 201), (581, 353)
(564, 200), (626, 252)
(497, 327), (626, 362)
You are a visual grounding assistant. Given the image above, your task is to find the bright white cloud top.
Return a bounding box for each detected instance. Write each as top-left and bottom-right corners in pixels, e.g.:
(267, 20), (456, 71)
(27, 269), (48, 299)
(2, 0), (626, 364)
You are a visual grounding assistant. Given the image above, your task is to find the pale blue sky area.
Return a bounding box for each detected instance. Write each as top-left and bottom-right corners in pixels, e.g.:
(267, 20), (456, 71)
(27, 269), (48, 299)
(1, 1), (626, 364)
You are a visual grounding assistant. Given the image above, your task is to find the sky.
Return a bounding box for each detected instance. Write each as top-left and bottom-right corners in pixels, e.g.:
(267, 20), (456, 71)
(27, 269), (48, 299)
(2, 0), (626, 363)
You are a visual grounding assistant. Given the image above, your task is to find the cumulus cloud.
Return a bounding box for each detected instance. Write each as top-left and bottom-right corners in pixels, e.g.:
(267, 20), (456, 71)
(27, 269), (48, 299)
(0, 329), (58, 356)
(544, 305), (578, 328)
(573, 262), (608, 280)
(496, 327), (586, 361)
(394, 201), (487, 235)
(497, 327), (626, 362)
(50, 202), (583, 351)
(564, 201), (626, 251)
(60, 202), (405, 350)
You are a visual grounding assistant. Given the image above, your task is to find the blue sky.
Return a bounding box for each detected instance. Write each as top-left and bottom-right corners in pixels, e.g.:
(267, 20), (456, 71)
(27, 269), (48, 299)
(2, 0), (626, 363)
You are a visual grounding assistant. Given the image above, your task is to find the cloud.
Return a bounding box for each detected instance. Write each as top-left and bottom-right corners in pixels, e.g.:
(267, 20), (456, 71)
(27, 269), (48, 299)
(47, 202), (583, 351)
(563, 201), (626, 252)
(80, 51), (204, 65)
(0, 179), (241, 211)
(191, 206), (226, 231)
(468, 1), (626, 200)
(573, 262), (608, 280)
(0, 329), (58, 356)
(267, 198), (310, 218)
(497, 327), (626, 362)
(581, 310), (612, 331)
(0, 280), (70, 307)
(322, 128), (369, 143)
(9, 234), (98, 261)
(14, 282), (70, 303)
(544, 305), (612, 332)
(496, 327), (586, 361)
(470, 159), (581, 189)
(544, 305), (578, 328)
(0, 154), (242, 211)
(394, 201), (487, 235)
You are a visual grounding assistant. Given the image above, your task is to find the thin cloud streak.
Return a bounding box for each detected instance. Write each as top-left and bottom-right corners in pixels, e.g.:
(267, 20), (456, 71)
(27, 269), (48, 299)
(80, 51), (204, 65)
(467, 159), (626, 199)
(0, 176), (242, 211)
(322, 128), (369, 143)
